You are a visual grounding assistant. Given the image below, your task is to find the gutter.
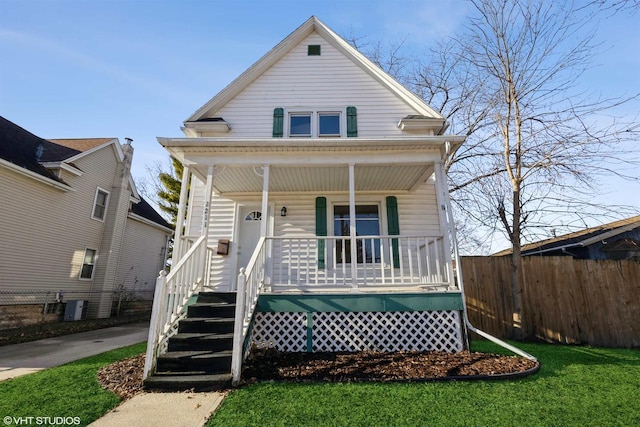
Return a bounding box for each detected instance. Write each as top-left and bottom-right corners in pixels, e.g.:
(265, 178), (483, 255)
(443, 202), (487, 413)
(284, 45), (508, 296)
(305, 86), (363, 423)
(0, 158), (75, 192)
(436, 165), (537, 362)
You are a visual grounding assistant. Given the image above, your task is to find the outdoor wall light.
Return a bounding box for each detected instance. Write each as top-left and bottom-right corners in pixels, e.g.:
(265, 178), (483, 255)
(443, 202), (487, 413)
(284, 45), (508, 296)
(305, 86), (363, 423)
(281, 207), (287, 217)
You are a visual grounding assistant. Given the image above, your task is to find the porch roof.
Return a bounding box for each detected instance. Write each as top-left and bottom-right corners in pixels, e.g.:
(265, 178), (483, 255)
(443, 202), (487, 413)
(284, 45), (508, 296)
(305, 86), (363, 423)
(158, 136), (464, 194)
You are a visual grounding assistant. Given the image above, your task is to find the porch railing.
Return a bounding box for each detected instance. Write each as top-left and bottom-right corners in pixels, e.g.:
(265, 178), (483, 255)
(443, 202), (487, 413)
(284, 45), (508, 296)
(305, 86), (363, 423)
(231, 236), (267, 386)
(268, 235), (452, 289)
(143, 234), (209, 379)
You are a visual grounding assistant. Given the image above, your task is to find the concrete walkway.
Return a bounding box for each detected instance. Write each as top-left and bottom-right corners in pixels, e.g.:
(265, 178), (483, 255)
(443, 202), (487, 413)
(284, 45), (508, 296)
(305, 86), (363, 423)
(89, 392), (226, 427)
(0, 323), (227, 426)
(0, 322), (149, 381)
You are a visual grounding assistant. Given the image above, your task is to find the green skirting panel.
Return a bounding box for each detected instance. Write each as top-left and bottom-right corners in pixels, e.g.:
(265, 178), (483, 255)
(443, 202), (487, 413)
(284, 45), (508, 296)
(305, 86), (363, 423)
(256, 292), (464, 313)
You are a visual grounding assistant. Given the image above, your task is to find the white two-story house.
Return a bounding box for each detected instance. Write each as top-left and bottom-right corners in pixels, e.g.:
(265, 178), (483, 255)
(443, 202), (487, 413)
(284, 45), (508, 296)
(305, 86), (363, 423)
(144, 16), (480, 390)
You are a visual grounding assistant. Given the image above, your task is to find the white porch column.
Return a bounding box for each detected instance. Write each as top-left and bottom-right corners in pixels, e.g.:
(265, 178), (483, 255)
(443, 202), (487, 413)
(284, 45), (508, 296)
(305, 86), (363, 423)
(172, 165), (191, 261)
(260, 165), (270, 237)
(434, 161), (456, 289)
(348, 163), (358, 289)
(201, 165), (215, 237)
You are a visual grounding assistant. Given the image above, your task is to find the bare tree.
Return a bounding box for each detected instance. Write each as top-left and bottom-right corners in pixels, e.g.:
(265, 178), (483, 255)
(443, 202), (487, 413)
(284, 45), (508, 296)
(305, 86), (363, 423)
(435, 0), (640, 338)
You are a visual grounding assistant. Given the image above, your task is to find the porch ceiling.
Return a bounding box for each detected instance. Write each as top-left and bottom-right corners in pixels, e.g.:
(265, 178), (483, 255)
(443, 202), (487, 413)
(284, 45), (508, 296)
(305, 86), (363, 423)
(197, 164), (434, 193)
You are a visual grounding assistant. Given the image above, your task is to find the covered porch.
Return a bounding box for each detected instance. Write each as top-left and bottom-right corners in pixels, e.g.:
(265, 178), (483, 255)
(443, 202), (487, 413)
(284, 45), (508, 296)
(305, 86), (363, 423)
(162, 137), (464, 295)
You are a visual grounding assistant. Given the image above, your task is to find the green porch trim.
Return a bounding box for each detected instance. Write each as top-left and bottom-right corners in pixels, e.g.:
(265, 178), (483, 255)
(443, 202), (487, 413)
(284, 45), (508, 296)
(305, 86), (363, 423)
(306, 313), (313, 353)
(256, 292), (463, 313)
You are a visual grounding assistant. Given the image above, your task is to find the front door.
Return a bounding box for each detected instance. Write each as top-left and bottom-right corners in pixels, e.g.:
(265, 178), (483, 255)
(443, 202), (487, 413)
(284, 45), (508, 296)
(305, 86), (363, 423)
(237, 205), (262, 271)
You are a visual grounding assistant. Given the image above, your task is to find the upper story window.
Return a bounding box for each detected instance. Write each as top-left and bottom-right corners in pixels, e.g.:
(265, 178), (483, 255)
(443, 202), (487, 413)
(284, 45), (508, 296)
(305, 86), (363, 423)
(92, 188), (110, 221)
(288, 111), (342, 137)
(273, 107), (356, 138)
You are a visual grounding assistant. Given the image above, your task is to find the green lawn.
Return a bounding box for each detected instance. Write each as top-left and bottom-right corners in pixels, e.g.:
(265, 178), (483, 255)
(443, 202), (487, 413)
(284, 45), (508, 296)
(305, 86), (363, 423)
(208, 341), (640, 426)
(0, 342), (146, 427)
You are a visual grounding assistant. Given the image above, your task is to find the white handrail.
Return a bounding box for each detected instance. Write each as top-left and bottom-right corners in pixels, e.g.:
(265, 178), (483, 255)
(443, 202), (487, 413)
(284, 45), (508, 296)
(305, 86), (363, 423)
(231, 236), (267, 386)
(143, 235), (209, 379)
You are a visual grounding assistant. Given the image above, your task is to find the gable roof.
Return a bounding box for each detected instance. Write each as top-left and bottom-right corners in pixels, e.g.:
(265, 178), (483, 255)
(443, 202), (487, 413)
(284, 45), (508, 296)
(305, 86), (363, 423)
(186, 16), (443, 124)
(494, 216), (640, 256)
(49, 138), (116, 153)
(0, 116), (73, 183)
(130, 197), (173, 231)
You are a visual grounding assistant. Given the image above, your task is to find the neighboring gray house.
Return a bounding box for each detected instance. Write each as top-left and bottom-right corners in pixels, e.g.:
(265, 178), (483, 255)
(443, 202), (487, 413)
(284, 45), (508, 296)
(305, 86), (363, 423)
(494, 216), (640, 260)
(0, 116), (172, 326)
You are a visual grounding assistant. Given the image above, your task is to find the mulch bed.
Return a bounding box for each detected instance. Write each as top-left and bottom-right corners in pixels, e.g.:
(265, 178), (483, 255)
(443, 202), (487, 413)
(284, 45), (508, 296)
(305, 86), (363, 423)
(242, 348), (539, 383)
(98, 349), (538, 400)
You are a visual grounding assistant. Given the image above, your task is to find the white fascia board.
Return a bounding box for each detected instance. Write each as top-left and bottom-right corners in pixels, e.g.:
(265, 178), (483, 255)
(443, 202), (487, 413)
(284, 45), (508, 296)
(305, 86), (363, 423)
(39, 161), (84, 176)
(579, 222), (640, 247)
(185, 16), (443, 123)
(186, 18), (316, 122)
(157, 135), (465, 148)
(128, 176), (141, 201)
(64, 138), (123, 163)
(0, 158), (75, 192)
(312, 19), (443, 120)
(128, 212), (174, 234)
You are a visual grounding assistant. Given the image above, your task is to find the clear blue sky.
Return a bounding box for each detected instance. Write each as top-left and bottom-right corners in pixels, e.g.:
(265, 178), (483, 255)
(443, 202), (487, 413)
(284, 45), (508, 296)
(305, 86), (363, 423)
(1, 0), (638, 221)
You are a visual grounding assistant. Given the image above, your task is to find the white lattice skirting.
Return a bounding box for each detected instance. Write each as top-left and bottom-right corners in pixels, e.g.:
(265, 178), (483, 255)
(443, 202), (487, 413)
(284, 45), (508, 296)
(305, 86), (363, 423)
(251, 310), (464, 353)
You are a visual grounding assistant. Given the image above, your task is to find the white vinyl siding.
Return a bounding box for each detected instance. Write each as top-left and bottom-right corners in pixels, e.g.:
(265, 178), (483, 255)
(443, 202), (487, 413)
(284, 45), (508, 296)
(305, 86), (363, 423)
(203, 33), (420, 138)
(117, 217), (171, 295)
(0, 146), (116, 295)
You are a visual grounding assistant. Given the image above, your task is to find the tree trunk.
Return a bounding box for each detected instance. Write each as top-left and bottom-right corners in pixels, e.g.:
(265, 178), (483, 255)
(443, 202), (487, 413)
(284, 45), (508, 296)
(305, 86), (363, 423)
(510, 189), (524, 340)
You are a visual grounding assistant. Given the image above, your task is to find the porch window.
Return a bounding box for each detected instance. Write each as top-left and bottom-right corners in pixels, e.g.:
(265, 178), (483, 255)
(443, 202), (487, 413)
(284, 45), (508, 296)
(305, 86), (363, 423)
(80, 248), (97, 280)
(334, 205), (381, 264)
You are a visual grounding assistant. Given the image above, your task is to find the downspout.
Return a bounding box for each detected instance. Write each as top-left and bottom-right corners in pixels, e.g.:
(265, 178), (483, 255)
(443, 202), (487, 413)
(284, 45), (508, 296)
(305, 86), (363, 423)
(439, 145), (537, 362)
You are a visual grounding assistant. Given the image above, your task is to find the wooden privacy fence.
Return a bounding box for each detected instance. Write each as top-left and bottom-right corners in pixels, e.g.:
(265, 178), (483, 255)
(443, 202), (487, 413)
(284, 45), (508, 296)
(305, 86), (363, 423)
(461, 256), (640, 348)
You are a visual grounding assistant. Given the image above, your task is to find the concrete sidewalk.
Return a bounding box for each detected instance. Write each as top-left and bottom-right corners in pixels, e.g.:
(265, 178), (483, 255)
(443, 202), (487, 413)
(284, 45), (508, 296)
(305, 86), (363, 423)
(0, 322), (149, 381)
(0, 322), (227, 426)
(88, 392), (226, 427)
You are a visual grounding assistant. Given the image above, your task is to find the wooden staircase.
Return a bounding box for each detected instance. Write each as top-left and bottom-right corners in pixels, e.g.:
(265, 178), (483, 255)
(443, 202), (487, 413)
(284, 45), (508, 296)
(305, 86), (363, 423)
(144, 292), (236, 391)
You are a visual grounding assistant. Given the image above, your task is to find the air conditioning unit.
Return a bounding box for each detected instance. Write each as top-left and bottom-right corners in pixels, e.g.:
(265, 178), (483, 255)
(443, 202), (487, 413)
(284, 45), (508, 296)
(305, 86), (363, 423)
(64, 300), (88, 321)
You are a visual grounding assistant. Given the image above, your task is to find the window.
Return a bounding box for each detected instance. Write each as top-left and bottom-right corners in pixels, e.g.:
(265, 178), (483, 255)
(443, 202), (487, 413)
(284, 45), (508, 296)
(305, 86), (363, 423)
(308, 45), (321, 56)
(288, 111), (341, 137)
(319, 113), (340, 136)
(334, 205), (381, 264)
(289, 114), (312, 137)
(80, 249), (97, 280)
(92, 188), (110, 220)
(245, 211), (262, 221)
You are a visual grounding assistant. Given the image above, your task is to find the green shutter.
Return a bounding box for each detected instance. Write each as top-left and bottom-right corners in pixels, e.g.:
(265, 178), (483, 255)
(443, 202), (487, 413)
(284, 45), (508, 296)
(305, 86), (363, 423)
(273, 107), (284, 137)
(316, 197), (327, 269)
(386, 196), (400, 268)
(346, 106), (357, 137)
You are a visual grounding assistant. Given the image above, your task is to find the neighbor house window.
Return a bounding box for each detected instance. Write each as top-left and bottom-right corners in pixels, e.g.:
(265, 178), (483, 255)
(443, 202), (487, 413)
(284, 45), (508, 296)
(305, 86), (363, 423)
(80, 249), (97, 280)
(92, 188), (110, 220)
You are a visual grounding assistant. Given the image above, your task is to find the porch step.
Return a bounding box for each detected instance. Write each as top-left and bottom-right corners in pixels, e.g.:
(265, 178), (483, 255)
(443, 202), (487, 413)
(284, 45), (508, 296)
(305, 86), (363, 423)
(144, 291), (238, 392)
(156, 350), (232, 373)
(178, 317), (235, 334)
(196, 292), (237, 304)
(144, 372), (232, 392)
(187, 302), (236, 318)
(167, 332), (234, 352)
